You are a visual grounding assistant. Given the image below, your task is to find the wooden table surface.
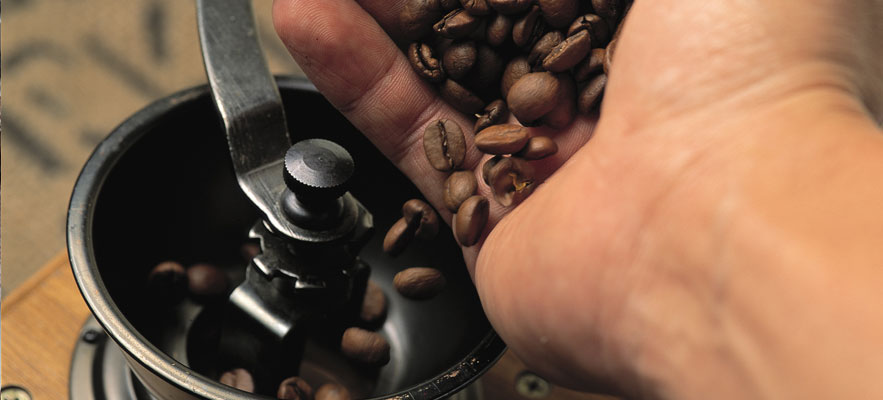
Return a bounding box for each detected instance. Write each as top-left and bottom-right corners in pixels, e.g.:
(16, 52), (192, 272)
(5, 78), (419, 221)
(0, 252), (612, 400)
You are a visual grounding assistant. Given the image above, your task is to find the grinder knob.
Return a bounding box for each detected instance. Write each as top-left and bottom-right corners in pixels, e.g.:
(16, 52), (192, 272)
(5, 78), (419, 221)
(281, 139), (355, 225)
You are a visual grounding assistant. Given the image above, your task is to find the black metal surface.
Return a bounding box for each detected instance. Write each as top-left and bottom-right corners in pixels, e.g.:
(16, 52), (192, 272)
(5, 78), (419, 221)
(67, 78), (505, 400)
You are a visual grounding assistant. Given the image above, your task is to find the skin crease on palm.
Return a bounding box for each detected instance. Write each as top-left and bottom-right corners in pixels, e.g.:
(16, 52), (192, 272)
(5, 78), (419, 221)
(273, 0), (883, 399)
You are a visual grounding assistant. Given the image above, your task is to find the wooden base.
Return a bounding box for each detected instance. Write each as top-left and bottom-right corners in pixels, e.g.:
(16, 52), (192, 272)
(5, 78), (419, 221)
(1, 252), (612, 400)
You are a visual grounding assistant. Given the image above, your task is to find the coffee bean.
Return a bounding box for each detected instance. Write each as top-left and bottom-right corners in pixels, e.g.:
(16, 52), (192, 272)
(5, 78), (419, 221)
(506, 72), (561, 124)
(442, 41), (477, 80)
(443, 171), (478, 212)
(219, 368), (254, 393)
(394, 267), (447, 299)
(591, 0), (625, 24)
(604, 26), (620, 75)
(423, 119), (467, 171)
(434, 8), (481, 39)
(475, 123), (531, 154)
(341, 327), (390, 365)
(439, 79), (486, 114)
(383, 218), (414, 256)
(147, 261), (188, 305)
(486, 13), (513, 47)
(487, 0), (532, 14)
(543, 30), (592, 72)
(454, 195), (490, 246)
(487, 156), (535, 206)
(461, 0), (491, 16)
(463, 44), (504, 91)
(402, 199), (440, 240)
(401, 0), (445, 40)
(360, 280), (388, 324)
(482, 155), (504, 185)
(517, 136), (558, 160)
(538, 0), (579, 28)
(278, 377), (313, 400)
(474, 99), (509, 133)
(512, 6), (545, 48)
(501, 56), (531, 99)
(409, 42), (446, 83)
(578, 73), (607, 114)
(542, 73), (576, 129)
(315, 383), (352, 400)
(187, 263), (229, 303)
(567, 13), (609, 47)
(240, 242), (260, 261)
(573, 48), (605, 82)
(527, 31), (564, 70)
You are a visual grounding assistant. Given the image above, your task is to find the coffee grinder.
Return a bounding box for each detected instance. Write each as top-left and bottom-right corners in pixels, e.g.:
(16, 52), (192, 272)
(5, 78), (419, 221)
(67, 0), (505, 398)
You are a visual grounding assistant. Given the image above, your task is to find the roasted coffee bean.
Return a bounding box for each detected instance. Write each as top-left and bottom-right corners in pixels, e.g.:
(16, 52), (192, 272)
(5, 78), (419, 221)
(487, 156), (535, 206)
(438, 79), (486, 114)
(475, 124), (531, 154)
(402, 199), (440, 240)
(440, 0), (461, 10)
(423, 119), (467, 171)
(573, 48), (605, 82)
(187, 263), (229, 303)
(402, 0), (445, 40)
(591, 0), (625, 24)
(487, 0), (532, 14)
(147, 261), (188, 305)
(538, 0), (579, 28)
(383, 218), (414, 256)
(461, 0), (491, 15)
(434, 8), (481, 39)
(527, 31), (564, 70)
(278, 377), (313, 400)
(240, 242), (260, 261)
(543, 30), (592, 72)
(315, 383), (352, 400)
(517, 136), (558, 160)
(567, 13), (609, 46)
(219, 368), (254, 392)
(507, 72), (561, 124)
(443, 171), (478, 212)
(474, 99), (509, 133)
(454, 195), (490, 246)
(486, 13), (513, 47)
(409, 42), (446, 83)
(603, 39), (615, 74)
(578, 73), (607, 114)
(542, 73), (576, 129)
(512, 6), (545, 48)
(463, 44), (504, 91)
(442, 41), (477, 80)
(341, 327), (390, 365)
(360, 280), (388, 324)
(394, 267), (447, 299)
(501, 56), (531, 99)
(482, 155), (504, 185)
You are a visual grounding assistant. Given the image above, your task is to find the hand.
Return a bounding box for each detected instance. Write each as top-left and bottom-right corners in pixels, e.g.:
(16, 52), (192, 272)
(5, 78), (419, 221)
(274, 1), (883, 398)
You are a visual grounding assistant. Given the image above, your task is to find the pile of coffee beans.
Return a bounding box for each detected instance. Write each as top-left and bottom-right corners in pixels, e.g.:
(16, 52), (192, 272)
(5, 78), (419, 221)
(402, 0), (632, 244)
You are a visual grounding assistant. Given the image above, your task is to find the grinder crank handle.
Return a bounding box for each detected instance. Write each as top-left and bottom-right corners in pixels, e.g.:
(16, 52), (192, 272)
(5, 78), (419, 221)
(197, 0), (309, 241)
